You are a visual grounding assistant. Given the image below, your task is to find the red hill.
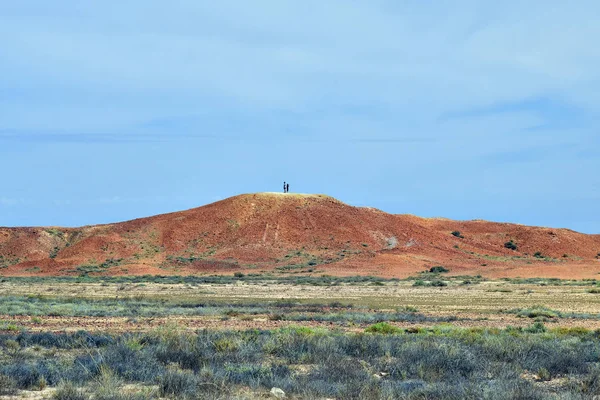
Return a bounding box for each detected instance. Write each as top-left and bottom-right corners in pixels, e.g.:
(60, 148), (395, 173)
(1, 193), (599, 278)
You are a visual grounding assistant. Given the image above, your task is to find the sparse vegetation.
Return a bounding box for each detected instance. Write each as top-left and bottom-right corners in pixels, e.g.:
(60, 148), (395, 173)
(49, 246), (60, 259)
(0, 295), (455, 324)
(0, 326), (599, 398)
(429, 266), (449, 273)
(0, 274), (403, 287)
(451, 231), (464, 238)
(504, 305), (600, 320)
(504, 240), (518, 251)
(52, 381), (86, 400)
(1, 273), (600, 398)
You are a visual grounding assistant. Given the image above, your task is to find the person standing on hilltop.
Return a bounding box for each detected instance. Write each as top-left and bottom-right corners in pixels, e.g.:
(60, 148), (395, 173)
(283, 181), (287, 193)
(286, 183), (290, 193)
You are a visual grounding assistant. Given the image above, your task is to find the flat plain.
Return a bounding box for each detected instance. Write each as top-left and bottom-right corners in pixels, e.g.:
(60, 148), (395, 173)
(2, 275), (600, 399)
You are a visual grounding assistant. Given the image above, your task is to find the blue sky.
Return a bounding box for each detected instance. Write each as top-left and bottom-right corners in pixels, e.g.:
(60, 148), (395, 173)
(1, 1), (599, 233)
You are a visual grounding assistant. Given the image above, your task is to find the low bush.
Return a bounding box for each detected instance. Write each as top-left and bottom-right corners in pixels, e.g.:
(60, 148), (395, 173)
(512, 306), (559, 319)
(52, 381), (86, 400)
(158, 369), (197, 398)
(504, 240), (518, 251)
(429, 266), (449, 273)
(2, 326), (600, 398)
(0, 374), (17, 395)
(524, 322), (547, 333)
(365, 322), (403, 334)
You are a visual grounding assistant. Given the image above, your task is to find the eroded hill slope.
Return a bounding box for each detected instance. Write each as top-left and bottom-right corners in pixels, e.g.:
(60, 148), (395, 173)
(1, 193), (599, 278)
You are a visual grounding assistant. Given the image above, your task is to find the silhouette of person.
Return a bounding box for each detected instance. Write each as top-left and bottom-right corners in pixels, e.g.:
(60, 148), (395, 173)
(286, 183), (290, 193)
(283, 181), (287, 193)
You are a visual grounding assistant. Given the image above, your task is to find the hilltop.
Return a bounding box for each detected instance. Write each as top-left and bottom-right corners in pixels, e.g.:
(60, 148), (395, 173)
(1, 193), (599, 278)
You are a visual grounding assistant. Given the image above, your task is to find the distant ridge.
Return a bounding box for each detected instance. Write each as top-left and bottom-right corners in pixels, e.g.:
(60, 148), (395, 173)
(1, 193), (599, 279)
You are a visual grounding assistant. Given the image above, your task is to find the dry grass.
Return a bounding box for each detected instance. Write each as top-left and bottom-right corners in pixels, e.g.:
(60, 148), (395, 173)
(1, 279), (600, 332)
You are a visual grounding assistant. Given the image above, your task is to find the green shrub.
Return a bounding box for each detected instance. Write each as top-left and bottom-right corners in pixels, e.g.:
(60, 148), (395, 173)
(52, 381), (86, 400)
(365, 322), (402, 334)
(524, 322), (547, 333)
(537, 367), (551, 381)
(0, 374), (17, 395)
(534, 252), (544, 259)
(158, 369), (197, 398)
(514, 306), (559, 319)
(504, 240), (518, 251)
(451, 231), (464, 238)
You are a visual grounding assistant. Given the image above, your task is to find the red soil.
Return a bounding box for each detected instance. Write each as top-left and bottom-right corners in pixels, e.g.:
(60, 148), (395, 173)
(1, 193), (599, 279)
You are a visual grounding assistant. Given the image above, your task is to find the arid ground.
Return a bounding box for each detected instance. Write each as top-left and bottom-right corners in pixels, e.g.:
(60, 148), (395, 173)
(2, 195), (600, 398)
(3, 276), (600, 399)
(2, 276), (600, 332)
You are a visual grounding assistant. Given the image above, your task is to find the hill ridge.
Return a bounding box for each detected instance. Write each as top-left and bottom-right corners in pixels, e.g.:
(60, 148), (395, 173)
(1, 193), (599, 279)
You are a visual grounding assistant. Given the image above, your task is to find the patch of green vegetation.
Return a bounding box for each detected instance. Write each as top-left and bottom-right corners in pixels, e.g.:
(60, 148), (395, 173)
(451, 231), (464, 238)
(365, 322), (402, 334)
(0, 255), (22, 269)
(49, 246), (60, 259)
(0, 295), (457, 325)
(44, 228), (65, 239)
(504, 305), (600, 320)
(504, 240), (518, 251)
(501, 277), (594, 286)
